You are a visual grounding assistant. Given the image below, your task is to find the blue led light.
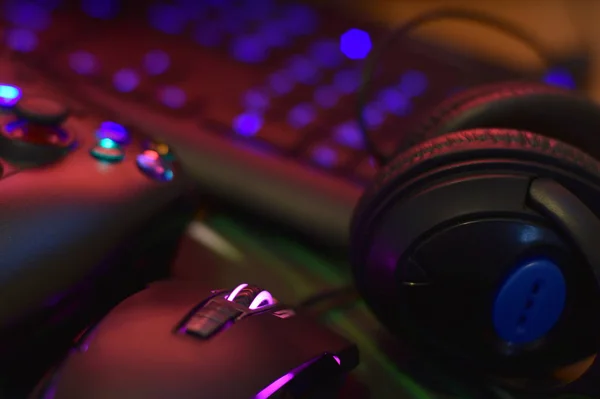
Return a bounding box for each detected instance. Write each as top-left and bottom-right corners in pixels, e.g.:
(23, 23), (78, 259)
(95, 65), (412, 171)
(313, 86), (340, 109)
(233, 112), (263, 137)
(334, 122), (363, 149)
(113, 69), (139, 93)
(144, 50), (170, 76)
(364, 104), (385, 128)
(230, 35), (268, 64)
(6, 28), (38, 52)
(0, 84), (22, 107)
(6, 1), (51, 31)
(399, 70), (429, 97)
(82, 0), (119, 19)
(311, 145), (337, 168)
(68, 51), (98, 75)
(159, 86), (186, 109)
(148, 4), (187, 35)
(543, 68), (576, 90)
(136, 150), (174, 182)
(287, 104), (316, 128)
(378, 88), (412, 116)
(340, 28), (372, 60)
(96, 121), (130, 144)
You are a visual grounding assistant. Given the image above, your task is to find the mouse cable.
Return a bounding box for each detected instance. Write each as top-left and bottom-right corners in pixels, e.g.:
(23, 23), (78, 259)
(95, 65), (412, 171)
(358, 7), (555, 167)
(295, 284), (360, 311)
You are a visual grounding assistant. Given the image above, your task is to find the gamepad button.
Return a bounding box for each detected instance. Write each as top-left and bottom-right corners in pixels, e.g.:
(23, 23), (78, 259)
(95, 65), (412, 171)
(136, 149), (174, 181)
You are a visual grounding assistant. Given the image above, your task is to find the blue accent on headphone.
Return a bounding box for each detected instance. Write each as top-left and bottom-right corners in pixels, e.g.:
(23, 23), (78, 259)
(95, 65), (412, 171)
(492, 259), (566, 344)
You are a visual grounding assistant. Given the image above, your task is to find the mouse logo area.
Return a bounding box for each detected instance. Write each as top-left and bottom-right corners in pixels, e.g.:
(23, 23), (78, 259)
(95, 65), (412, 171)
(272, 309), (296, 319)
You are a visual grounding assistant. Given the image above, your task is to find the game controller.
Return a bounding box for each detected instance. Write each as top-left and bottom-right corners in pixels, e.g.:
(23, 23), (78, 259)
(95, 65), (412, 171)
(0, 59), (196, 394)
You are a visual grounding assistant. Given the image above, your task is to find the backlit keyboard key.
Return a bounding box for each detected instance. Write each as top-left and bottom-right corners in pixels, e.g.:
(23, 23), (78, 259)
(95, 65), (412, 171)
(399, 70), (429, 97)
(287, 103), (316, 129)
(311, 145), (337, 168)
(157, 85), (187, 109)
(377, 88), (412, 116)
(69, 51), (99, 75)
(6, 28), (38, 52)
(6, 1), (52, 31)
(307, 143), (353, 170)
(233, 111), (263, 137)
(143, 50), (170, 76)
(230, 35), (270, 64)
(113, 68), (140, 93)
(205, 103), (299, 151)
(363, 104), (386, 129)
(333, 121), (364, 149)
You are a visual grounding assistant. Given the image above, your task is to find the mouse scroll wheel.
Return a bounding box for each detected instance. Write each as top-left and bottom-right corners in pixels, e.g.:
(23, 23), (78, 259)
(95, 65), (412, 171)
(227, 283), (275, 310)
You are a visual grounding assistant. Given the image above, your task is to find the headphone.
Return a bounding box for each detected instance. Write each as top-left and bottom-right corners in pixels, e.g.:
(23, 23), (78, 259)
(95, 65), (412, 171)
(350, 8), (600, 393)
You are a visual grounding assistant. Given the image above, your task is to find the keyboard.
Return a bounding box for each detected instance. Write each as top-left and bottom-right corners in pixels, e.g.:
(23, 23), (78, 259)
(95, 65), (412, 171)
(1, 0), (572, 246)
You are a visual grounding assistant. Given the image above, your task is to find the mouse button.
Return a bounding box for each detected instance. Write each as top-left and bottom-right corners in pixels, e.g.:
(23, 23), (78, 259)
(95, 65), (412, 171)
(183, 316), (223, 339)
(184, 299), (243, 339)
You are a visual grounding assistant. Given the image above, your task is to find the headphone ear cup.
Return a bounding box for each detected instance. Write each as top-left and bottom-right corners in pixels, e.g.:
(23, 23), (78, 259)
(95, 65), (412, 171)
(350, 127), (600, 384)
(351, 127), (600, 255)
(354, 81), (600, 227)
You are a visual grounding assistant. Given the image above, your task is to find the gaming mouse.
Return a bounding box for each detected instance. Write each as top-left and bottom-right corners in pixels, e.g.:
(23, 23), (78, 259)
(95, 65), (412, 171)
(30, 281), (359, 399)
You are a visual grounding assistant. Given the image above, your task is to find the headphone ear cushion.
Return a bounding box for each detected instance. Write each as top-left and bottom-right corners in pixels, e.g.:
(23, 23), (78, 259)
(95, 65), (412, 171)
(393, 81), (564, 155)
(353, 82), (600, 230)
(350, 128), (600, 245)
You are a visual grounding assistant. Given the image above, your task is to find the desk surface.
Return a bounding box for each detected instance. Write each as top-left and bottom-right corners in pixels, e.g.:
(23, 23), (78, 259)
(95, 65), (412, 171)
(170, 210), (598, 399)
